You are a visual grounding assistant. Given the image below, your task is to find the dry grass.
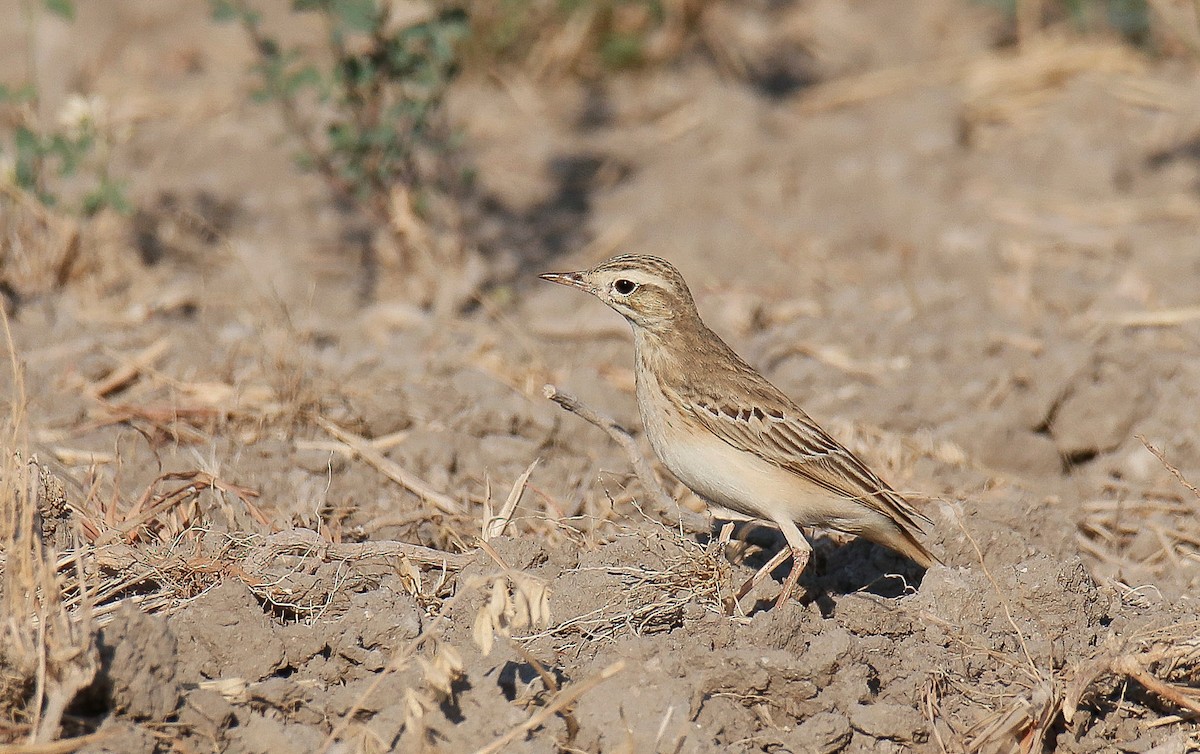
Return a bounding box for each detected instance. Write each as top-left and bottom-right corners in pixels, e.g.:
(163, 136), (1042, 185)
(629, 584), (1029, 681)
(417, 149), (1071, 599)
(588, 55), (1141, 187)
(521, 518), (731, 653)
(916, 513), (1059, 754)
(0, 455), (99, 745)
(1, 12), (1198, 751)
(0, 185), (149, 316)
(0, 460), (480, 748)
(1065, 621), (1200, 724)
(920, 438), (1200, 753)
(1070, 437), (1200, 733)
(0, 189), (81, 306)
(0, 301), (487, 748)
(960, 36), (1147, 132)
(1077, 436), (1200, 591)
(790, 35), (1149, 124)
(0, 316), (97, 745)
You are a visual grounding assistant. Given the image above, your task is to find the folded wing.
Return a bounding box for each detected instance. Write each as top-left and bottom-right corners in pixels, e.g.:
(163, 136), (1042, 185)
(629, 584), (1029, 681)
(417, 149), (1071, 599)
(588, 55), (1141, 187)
(683, 395), (933, 535)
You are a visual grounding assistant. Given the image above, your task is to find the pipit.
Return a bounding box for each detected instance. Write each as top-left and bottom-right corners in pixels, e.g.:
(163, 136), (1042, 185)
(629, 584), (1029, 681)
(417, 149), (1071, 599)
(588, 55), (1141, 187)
(540, 254), (938, 607)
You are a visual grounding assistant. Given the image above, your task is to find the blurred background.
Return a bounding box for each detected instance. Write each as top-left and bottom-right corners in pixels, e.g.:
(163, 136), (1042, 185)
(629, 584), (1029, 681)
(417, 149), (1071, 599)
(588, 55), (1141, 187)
(2, 1), (1200, 749)
(2, 0), (1200, 597)
(3, 0), (1200, 614)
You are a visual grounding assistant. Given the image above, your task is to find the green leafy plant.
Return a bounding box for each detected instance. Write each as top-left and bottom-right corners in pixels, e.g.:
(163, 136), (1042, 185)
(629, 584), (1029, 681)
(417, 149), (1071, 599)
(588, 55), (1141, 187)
(978, 0), (1152, 44)
(468, 0), (704, 74)
(0, 1), (127, 216)
(212, 0), (469, 301)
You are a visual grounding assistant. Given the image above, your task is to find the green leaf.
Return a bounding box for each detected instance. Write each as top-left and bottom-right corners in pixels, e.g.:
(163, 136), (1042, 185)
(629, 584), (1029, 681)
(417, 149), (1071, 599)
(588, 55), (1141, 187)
(336, 54), (378, 90)
(82, 178), (130, 216)
(1106, 0), (1150, 40)
(209, 0), (239, 22)
(294, 151), (316, 171)
(600, 32), (643, 69)
(327, 122), (358, 153)
(284, 64), (322, 95)
(14, 127), (41, 158)
(327, 0), (377, 33)
(47, 133), (83, 176)
(18, 84), (38, 102)
(43, 0), (74, 21)
(13, 157), (36, 192)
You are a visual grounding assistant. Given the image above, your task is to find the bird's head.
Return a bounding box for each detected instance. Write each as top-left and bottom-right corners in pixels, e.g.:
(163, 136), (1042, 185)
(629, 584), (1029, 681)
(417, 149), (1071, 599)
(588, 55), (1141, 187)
(539, 254), (698, 331)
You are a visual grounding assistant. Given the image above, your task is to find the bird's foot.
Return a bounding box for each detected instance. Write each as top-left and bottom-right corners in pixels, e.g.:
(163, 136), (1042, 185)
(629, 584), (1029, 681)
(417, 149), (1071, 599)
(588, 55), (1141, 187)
(724, 545), (809, 615)
(773, 545), (811, 609)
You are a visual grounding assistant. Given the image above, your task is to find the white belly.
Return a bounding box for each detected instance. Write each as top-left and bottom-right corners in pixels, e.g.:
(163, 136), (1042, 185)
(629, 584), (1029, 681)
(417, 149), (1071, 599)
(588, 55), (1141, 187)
(636, 372), (840, 528)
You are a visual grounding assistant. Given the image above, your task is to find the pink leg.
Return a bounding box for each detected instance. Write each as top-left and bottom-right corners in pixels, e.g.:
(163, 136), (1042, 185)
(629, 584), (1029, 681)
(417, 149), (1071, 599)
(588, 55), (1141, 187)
(733, 544), (793, 603)
(727, 520), (814, 613)
(773, 545), (812, 608)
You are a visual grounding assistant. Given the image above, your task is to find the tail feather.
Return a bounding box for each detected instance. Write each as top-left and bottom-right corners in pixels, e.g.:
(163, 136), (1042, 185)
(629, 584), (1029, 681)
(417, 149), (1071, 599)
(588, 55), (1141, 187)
(870, 523), (940, 569)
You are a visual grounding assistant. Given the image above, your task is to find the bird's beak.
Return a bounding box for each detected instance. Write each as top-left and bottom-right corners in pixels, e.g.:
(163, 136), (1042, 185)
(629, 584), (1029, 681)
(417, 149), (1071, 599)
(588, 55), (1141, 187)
(538, 270), (588, 291)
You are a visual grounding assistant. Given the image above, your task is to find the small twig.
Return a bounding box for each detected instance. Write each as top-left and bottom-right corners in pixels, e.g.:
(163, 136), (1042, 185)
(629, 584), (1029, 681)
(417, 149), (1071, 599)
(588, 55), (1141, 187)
(793, 60), (961, 115)
(294, 429), (410, 456)
(1067, 646), (1200, 723)
(1114, 654), (1200, 715)
(1145, 711), (1200, 728)
(527, 323), (629, 341)
(87, 339), (171, 399)
(0, 730), (114, 754)
(316, 416), (463, 515)
(505, 637), (581, 741)
(1109, 306), (1200, 328)
(484, 459), (538, 541)
(1138, 435), (1200, 503)
(507, 639), (559, 694)
(760, 341), (889, 381)
(542, 384), (708, 535)
(476, 537), (512, 572)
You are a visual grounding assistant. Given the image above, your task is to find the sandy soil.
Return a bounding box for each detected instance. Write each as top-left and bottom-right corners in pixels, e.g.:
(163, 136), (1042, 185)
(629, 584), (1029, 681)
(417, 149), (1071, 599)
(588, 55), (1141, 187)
(2, 1), (1200, 752)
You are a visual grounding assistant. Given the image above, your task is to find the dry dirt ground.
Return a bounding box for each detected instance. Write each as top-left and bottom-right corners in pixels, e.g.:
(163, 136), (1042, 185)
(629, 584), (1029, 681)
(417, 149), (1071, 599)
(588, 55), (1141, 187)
(2, 1), (1200, 753)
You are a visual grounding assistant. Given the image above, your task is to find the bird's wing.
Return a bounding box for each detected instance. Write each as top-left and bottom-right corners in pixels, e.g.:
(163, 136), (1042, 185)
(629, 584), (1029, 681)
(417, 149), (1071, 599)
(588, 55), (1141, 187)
(680, 392), (932, 531)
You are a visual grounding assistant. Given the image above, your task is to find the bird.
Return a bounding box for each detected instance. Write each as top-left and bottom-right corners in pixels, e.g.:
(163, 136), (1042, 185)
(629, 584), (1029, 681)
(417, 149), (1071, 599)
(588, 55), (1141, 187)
(539, 254), (938, 608)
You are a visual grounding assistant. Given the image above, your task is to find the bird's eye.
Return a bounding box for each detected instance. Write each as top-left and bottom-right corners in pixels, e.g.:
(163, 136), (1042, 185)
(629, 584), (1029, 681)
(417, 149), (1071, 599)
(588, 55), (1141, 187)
(613, 279), (637, 296)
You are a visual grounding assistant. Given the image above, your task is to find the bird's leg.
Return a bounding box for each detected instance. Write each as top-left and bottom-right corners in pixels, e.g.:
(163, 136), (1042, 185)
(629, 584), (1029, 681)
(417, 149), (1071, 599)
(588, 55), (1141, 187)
(774, 545), (812, 608)
(732, 545), (793, 606)
(727, 521), (814, 613)
(773, 520), (813, 608)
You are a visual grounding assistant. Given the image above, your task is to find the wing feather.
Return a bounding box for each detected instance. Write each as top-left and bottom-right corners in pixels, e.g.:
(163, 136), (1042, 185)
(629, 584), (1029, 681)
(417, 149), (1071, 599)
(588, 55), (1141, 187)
(684, 395), (932, 532)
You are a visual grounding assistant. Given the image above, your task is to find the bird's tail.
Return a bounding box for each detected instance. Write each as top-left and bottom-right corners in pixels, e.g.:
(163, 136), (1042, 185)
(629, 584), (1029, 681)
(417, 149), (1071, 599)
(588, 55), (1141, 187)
(872, 523), (941, 569)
